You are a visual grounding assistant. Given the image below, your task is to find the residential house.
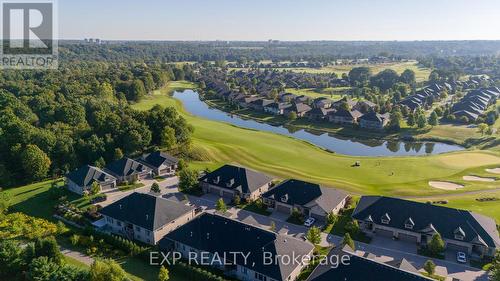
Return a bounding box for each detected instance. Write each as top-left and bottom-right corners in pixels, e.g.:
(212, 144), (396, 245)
(249, 98), (273, 111)
(139, 151), (178, 177)
(100, 192), (198, 245)
(306, 108), (334, 121)
(199, 164), (273, 200)
(352, 196), (500, 259)
(328, 108), (362, 125)
(359, 112), (389, 130)
(66, 165), (117, 195)
(278, 92), (297, 103)
(307, 246), (431, 281)
(352, 100), (376, 113)
(264, 102), (292, 115)
(159, 213), (314, 281)
(285, 103), (312, 117)
(312, 97), (333, 109)
(238, 96), (260, 108)
(452, 87), (500, 122)
(262, 179), (348, 221)
(104, 157), (152, 183)
(331, 97), (357, 110)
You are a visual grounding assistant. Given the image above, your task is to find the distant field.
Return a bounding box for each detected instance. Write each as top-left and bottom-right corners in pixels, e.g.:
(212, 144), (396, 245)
(287, 61), (431, 82)
(284, 87), (351, 100)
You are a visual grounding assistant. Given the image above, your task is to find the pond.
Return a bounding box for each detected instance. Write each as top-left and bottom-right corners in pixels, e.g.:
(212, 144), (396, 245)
(173, 90), (464, 157)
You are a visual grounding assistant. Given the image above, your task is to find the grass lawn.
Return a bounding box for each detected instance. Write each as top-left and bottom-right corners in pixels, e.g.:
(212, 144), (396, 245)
(118, 182), (145, 191)
(285, 87), (350, 100)
(325, 209), (371, 243)
(422, 272), (446, 281)
(64, 256), (90, 269)
(287, 61), (431, 82)
(131, 81), (198, 111)
(236, 201), (271, 216)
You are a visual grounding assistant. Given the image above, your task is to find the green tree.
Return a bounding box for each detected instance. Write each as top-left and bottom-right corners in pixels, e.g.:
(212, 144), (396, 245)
(428, 233), (445, 255)
(429, 111), (439, 126)
(407, 112), (415, 127)
(160, 127), (177, 149)
(20, 144), (51, 181)
(89, 258), (128, 281)
(424, 260), (436, 275)
(326, 212), (338, 225)
(0, 240), (24, 277)
(215, 198), (227, 213)
(388, 110), (403, 131)
(90, 181), (101, 195)
(342, 233), (355, 250)
(232, 194), (241, 205)
(490, 252), (500, 281)
(34, 236), (63, 265)
(478, 123), (488, 135)
(344, 220), (360, 235)
(150, 182), (161, 193)
(269, 221), (276, 232)
(348, 67), (372, 87)
(286, 111), (297, 120)
(113, 148), (124, 161)
(416, 112), (428, 129)
(178, 168), (198, 192)
(27, 256), (59, 281)
(400, 69), (416, 85)
(158, 266), (169, 281)
(306, 226), (321, 245)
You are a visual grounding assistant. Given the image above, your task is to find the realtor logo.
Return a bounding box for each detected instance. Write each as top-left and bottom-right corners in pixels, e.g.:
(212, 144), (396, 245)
(1, 0), (58, 69)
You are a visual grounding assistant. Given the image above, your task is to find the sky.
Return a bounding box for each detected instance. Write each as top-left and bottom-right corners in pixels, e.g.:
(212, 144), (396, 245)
(59, 0), (500, 41)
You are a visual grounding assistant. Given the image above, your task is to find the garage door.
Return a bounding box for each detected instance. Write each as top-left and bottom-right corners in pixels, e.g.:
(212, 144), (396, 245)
(447, 243), (469, 252)
(375, 228), (394, 238)
(209, 188), (221, 196)
(276, 204), (292, 214)
(399, 233), (418, 243)
(222, 191), (234, 198)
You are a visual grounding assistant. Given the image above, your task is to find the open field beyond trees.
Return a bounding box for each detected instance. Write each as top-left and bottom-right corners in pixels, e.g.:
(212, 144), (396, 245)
(285, 61), (432, 82)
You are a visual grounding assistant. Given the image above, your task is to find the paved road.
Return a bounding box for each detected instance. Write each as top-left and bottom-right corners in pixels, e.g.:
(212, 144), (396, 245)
(61, 247), (94, 266)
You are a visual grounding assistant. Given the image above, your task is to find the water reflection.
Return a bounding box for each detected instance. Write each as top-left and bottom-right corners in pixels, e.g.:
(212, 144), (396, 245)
(174, 90), (464, 157)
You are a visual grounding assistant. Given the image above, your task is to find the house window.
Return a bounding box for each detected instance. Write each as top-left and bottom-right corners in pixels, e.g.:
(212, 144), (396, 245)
(117, 221), (122, 227)
(241, 267), (247, 275)
(135, 226), (141, 232)
(455, 234), (464, 240)
(146, 230), (151, 236)
(405, 224), (413, 230)
(381, 218), (390, 224)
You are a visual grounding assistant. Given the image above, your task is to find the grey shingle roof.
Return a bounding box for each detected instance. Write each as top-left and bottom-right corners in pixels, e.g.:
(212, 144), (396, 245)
(100, 192), (194, 231)
(160, 213), (314, 281)
(308, 247), (432, 281)
(199, 164), (272, 194)
(263, 179), (348, 212)
(105, 157), (151, 177)
(66, 165), (116, 187)
(140, 151), (178, 169)
(352, 196), (500, 248)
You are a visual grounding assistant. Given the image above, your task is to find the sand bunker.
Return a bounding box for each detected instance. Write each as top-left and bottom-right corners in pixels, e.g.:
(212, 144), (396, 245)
(463, 175), (496, 182)
(429, 181), (464, 190)
(485, 168), (500, 174)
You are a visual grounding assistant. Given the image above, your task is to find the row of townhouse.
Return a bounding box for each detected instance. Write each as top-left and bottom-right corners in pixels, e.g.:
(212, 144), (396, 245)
(66, 151), (178, 195)
(451, 87), (500, 122)
(199, 164), (349, 221)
